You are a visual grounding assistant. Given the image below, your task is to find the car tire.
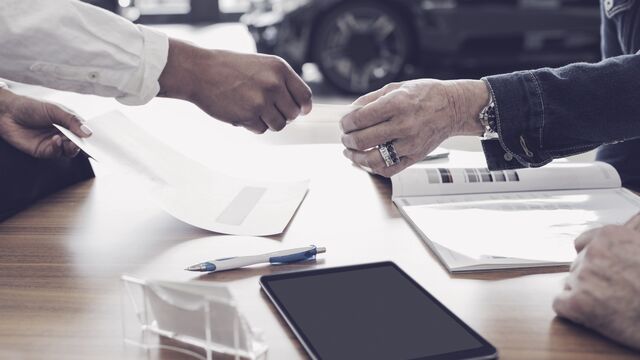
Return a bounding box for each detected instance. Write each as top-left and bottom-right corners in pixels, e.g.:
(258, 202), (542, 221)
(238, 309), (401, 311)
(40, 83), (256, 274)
(312, 1), (412, 94)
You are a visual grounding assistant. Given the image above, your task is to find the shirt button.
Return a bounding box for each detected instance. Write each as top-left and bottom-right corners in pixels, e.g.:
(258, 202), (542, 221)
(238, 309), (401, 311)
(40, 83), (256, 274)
(504, 153), (513, 161)
(605, 0), (614, 11)
(30, 63), (44, 71)
(88, 72), (100, 81)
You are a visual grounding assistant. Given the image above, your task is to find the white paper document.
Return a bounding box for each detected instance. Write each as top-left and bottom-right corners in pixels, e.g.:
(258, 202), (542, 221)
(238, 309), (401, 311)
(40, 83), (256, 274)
(55, 111), (309, 236)
(297, 103), (360, 123)
(391, 156), (640, 272)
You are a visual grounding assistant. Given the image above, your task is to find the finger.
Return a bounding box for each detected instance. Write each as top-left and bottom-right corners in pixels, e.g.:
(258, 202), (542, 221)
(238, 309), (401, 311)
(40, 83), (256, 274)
(624, 212), (640, 232)
(284, 67), (312, 115)
(343, 147), (386, 171)
(241, 118), (269, 134)
(37, 134), (64, 159)
(353, 83), (401, 107)
(341, 119), (404, 151)
(552, 290), (583, 323)
(343, 148), (413, 177)
(574, 228), (599, 253)
(569, 249), (586, 273)
(374, 156), (414, 178)
(45, 103), (92, 138)
(340, 94), (397, 134)
(275, 92), (302, 122)
(260, 105), (287, 132)
(62, 139), (80, 158)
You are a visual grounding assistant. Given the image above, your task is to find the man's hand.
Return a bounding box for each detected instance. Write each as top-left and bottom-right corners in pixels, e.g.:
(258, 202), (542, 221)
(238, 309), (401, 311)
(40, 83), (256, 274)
(339, 79), (487, 177)
(159, 40), (312, 134)
(0, 88), (92, 159)
(552, 214), (640, 350)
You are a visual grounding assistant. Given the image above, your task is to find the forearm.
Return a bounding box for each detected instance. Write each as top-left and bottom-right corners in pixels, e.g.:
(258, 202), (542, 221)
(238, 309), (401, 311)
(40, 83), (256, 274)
(479, 54), (640, 170)
(0, 0), (168, 105)
(158, 39), (201, 101)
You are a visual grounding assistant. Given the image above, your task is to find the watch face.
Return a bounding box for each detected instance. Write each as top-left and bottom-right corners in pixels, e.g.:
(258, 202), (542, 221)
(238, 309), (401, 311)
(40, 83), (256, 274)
(479, 100), (497, 137)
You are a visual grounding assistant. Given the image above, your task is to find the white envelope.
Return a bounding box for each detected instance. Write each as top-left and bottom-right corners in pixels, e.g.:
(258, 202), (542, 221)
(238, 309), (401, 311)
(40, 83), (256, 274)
(56, 111), (309, 236)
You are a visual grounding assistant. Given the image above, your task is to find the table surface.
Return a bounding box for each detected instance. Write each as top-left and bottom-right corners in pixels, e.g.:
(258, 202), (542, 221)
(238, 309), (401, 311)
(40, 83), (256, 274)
(0, 95), (638, 360)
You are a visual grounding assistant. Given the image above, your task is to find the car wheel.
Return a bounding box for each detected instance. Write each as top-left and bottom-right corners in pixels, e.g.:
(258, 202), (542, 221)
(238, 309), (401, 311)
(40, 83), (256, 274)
(312, 2), (412, 94)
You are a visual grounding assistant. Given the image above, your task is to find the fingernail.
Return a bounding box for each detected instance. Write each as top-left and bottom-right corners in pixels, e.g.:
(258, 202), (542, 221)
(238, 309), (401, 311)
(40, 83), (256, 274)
(80, 124), (93, 136)
(342, 135), (354, 148)
(302, 104), (312, 115)
(341, 118), (353, 133)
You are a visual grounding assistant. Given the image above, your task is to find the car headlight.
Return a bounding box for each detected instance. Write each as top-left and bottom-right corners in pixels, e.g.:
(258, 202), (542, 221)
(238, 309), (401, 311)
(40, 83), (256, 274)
(250, 0), (311, 14)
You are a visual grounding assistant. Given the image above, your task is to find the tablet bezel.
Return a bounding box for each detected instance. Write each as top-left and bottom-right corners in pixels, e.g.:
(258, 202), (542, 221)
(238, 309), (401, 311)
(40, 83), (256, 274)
(260, 261), (498, 360)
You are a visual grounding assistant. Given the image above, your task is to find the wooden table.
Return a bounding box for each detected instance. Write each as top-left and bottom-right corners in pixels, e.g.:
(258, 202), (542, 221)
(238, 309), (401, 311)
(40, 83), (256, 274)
(0, 95), (637, 359)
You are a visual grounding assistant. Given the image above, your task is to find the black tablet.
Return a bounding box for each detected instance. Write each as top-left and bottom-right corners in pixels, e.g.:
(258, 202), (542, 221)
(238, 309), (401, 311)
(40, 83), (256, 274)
(260, 262), (497, 360)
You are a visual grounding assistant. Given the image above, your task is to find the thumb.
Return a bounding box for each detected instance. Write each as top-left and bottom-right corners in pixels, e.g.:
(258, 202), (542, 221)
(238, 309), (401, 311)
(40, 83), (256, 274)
(44, 103), (92, 138)
(574, 228), (598, 253)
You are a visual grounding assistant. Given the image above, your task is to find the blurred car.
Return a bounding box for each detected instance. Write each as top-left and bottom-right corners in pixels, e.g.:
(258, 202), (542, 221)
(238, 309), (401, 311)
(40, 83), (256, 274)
(242, 0), (601, 94)
(81, 0), (247, 23)
(82, 0), (118, 11)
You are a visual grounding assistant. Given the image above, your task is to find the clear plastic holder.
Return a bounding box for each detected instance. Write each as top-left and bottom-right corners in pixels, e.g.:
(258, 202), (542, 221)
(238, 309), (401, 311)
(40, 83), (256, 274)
(121, 275), (268, 360)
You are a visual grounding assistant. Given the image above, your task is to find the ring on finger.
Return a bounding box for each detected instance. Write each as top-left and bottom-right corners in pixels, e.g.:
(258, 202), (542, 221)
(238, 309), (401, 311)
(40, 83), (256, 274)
(377, 141), (400, 167)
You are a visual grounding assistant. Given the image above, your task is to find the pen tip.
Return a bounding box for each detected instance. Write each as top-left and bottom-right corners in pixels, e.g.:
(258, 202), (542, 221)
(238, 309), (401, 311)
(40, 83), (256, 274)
(316, 247), (326, 254)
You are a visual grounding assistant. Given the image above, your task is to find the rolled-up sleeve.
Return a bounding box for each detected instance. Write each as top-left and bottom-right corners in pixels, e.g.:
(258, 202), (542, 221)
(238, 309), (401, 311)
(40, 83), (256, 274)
(0, 0), (169, 105)
(480, 53), (640, 170)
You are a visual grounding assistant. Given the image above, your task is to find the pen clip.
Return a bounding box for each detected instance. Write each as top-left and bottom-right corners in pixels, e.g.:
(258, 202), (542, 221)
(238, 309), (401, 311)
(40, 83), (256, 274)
(269, 246), (319, 264)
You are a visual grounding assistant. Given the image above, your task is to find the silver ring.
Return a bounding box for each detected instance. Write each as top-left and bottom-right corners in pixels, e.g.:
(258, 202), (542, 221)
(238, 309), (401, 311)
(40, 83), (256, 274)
(377, 141), (400, 167)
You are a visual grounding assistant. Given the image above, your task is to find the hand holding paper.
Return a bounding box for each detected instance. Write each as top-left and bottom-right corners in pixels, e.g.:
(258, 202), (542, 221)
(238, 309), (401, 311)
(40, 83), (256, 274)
(0, 86), (91, 159)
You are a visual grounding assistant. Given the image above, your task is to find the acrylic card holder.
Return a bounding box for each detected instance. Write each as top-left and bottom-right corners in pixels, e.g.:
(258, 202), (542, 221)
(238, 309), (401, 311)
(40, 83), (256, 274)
(121, 275), (268, 360)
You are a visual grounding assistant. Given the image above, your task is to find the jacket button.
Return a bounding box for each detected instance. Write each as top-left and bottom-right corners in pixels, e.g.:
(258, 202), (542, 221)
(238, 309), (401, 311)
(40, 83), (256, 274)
(504, 153), (513, 161)
(30, 63), (44, 71)
(88, 72), (100, 81)
(605, 0), (614, 11)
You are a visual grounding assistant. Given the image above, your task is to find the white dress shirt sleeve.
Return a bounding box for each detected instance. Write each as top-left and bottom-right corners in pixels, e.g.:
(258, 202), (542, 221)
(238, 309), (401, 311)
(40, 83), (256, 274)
(0, 0), (169, 105)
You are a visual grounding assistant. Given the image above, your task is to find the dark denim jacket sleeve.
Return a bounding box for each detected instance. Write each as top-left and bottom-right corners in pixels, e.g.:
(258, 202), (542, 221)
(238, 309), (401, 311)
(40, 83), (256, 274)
(479, 0), (640, 173)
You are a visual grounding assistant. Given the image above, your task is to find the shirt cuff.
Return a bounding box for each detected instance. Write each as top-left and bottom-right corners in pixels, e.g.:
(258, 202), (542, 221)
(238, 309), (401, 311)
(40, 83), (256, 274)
(116, 25), (169, 106)
(481, 71), (553, 170)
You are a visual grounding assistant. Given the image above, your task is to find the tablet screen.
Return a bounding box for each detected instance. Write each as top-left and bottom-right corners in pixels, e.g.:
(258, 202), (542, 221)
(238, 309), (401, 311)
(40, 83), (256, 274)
(261, 262), (496, 360)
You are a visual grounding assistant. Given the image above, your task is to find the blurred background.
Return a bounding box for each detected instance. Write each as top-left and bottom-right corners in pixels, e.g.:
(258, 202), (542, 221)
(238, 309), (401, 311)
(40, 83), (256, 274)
(83, 0), (601, 97)
(13, 0), (601, 159)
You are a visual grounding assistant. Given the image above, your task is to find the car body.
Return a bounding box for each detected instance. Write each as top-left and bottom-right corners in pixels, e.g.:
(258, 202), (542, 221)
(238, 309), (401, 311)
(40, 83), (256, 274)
(242, 0), (601, 94)
(81, 0), (246, 23)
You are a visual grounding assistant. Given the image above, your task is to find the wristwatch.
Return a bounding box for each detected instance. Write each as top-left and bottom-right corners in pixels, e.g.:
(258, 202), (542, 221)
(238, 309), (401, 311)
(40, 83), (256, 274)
(479, 90), (498, 139)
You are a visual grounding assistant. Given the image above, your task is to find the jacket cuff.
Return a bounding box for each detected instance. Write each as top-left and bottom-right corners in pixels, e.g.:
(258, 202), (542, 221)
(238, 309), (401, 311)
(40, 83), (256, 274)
(116, 25), (169, 106)
(482, 71), (553, 170)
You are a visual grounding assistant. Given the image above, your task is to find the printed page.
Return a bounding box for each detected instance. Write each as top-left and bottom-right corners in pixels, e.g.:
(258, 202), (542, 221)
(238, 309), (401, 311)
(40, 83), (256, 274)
(400, 188), (640, 263)
(392, 161), (621, 198)
(430, 242), (564, 272)
(56, 111), (309, 236)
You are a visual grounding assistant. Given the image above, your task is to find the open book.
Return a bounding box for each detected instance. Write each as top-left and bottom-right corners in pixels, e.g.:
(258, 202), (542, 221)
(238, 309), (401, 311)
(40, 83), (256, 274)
(392, 155), (640, 272)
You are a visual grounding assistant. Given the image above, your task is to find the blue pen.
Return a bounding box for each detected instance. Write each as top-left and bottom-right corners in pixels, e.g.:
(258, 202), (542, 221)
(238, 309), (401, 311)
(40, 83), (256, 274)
(185, 245), (326, 272)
